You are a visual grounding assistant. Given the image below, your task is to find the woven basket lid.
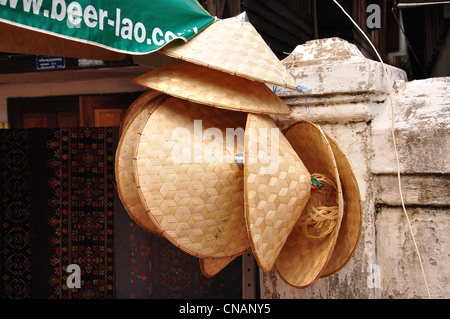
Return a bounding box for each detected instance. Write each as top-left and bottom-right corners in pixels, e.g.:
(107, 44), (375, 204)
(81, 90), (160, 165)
(160, 18), (300, 91)
(115, 92), (168, 235)
(134, 97), (250, 259)
(131, 60), (292, 115)
(320, 131), (363, 277)
(199, 257), (236, 278)
(244, 114), (311, 272)
(275, 121), (344, 288)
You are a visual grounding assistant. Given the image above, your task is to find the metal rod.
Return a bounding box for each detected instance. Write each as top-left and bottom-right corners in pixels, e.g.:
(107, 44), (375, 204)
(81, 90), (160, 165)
(396, 1), (450, 8)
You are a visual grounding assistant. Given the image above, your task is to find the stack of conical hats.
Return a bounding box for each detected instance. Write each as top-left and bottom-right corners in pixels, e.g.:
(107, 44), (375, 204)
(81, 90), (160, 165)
(115, 17), (362, 288)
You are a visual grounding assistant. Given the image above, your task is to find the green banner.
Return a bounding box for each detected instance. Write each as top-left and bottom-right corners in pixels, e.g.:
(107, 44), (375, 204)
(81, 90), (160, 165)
(0, 0), (214, 54)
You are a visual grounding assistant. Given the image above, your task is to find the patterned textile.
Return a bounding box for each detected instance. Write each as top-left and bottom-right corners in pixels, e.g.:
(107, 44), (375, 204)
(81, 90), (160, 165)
(45, 128), (115, 299)
(1, 128), (115, 299)
(0, 130), (32, 299)
(1, 127), (241, 299)
(115, 197), (243, 299)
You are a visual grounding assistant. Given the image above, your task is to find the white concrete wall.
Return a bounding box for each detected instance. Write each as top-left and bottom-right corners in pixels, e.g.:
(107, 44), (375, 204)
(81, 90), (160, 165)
(263, 38), (449, 299)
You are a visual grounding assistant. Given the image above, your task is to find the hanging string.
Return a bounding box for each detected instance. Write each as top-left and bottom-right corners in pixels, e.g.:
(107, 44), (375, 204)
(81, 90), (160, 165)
(332, 0), (431, 299)
(297, 86), (311, 114)
(272, 85), (282, 94)
(297, 173), (339, 239)
(281, 51), (312, 114)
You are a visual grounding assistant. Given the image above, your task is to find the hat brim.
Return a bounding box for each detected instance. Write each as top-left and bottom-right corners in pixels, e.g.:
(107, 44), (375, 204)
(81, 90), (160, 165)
(131, 60), (292, 115)
(118, 90), (162, 138)
(115, 91), (167, 235)
(244, 114), (311, 272)
(319, 131), (363, 277)
(199, 256), (238, 278)
(275, 121), (344, 288)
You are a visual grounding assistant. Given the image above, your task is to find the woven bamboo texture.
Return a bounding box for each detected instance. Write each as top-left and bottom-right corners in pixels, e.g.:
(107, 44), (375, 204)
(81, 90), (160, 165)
(134, 97), (250, 259)
(275, 121), (344, 288)
(244, 114), (311, 272)
(119, 90), (162, 138)
(115, 93), (168, 235)
(160, 18), (299, 91)
(131, 60), (292, 115)
(320, 131), (363, 277)
(199, 257), (236, 278)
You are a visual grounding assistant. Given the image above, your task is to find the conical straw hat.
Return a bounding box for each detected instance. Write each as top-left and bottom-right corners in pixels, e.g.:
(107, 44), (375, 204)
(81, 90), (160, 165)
(160, 17), (300, 91)
(320, 131), (363, 277)
(199, 257), (236, 278)
(115, 91), (167, 235)
(131, 60), (292, 115)
(134, 97), (250, 259)
(244, 114), (311, 272)
(118, 90), (162, 138)
(275, 121), (344, 288)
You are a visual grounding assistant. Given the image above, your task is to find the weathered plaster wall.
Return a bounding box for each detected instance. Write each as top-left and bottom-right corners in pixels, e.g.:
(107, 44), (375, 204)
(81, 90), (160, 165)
(263, 38), (449, 299)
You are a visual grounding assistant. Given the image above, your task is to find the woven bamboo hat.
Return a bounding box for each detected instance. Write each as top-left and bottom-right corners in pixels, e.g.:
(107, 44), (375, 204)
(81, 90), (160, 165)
(115, 91), (167, 235)
(275, 121), (344, 288)
(118, 90), (162, 138)
(160, 17), (301, 91)
(320, 131), (363, 277)
(134, 96), (250, 259)
(244, 114), (311, 272)
(199, 257), (236, 278)
(131, 59), (292, 115)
